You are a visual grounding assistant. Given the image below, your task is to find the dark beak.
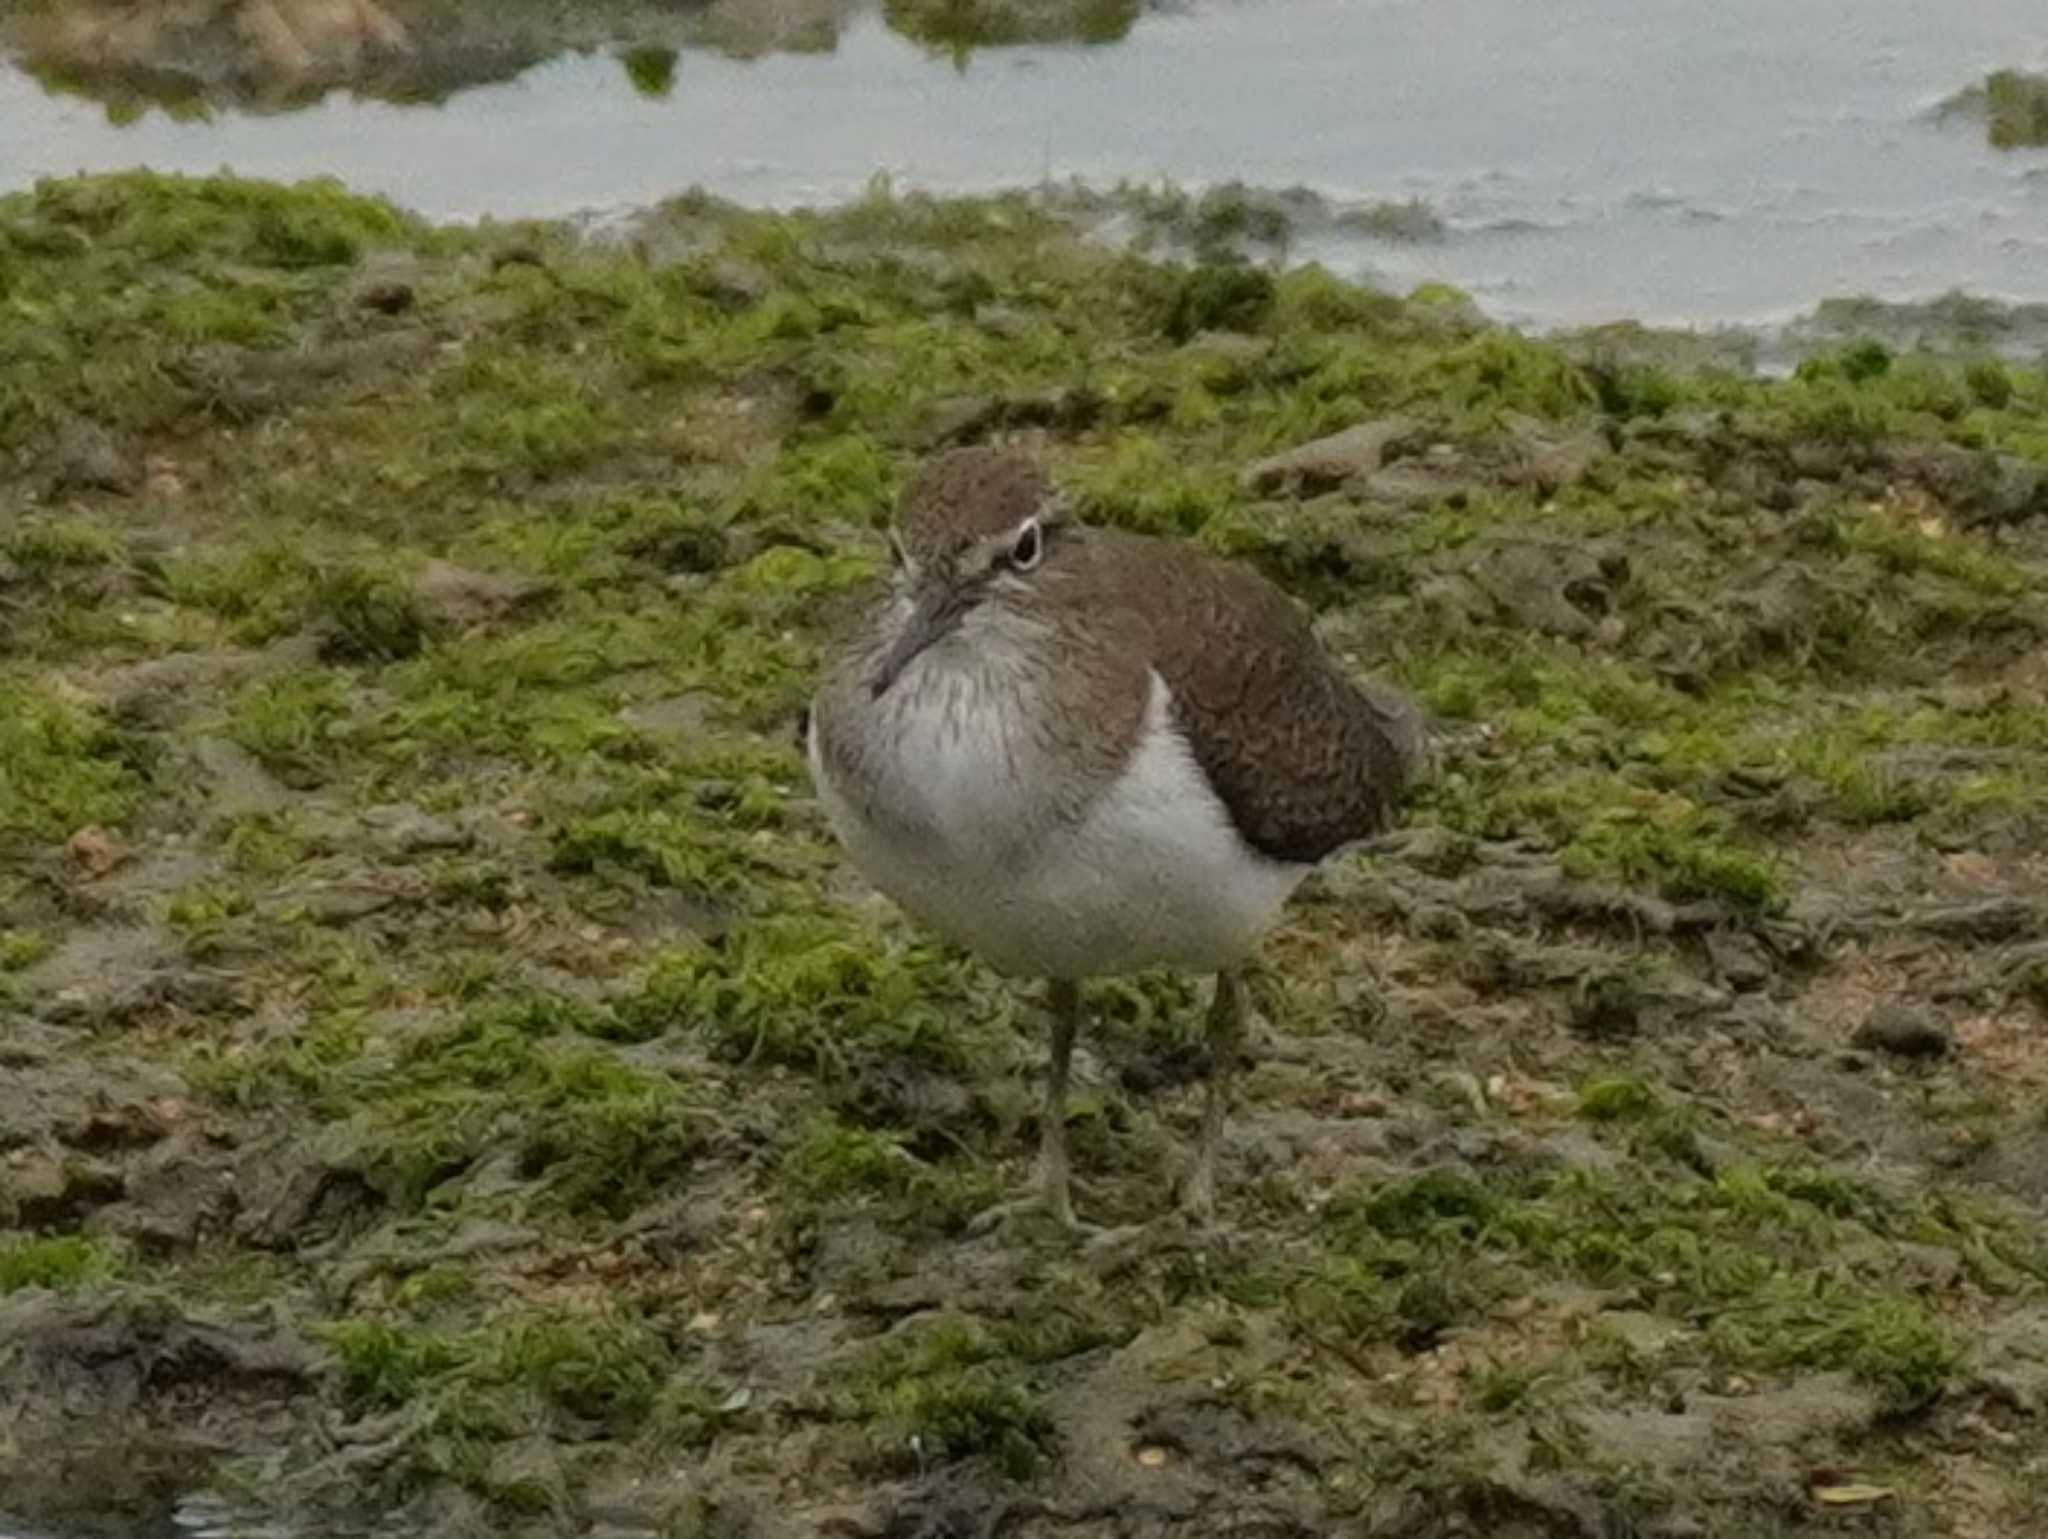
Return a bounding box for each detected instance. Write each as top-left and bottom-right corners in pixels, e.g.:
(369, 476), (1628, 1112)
(867, 583), (969, 699)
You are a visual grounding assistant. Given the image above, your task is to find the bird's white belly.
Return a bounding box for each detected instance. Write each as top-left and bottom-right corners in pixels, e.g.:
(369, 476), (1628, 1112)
(811, 669), (1309, 979)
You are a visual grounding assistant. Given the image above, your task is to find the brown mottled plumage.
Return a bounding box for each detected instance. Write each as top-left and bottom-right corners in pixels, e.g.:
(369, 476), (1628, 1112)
(1025, 528), (1417, 864)
(806, 445), (1421, 1233)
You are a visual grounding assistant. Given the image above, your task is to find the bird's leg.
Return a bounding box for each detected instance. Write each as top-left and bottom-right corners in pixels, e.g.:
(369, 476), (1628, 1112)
(1037, 976), (1082, 1228)
(1181, 967), (1245, 1225)
(969, 978), (1088, 1236)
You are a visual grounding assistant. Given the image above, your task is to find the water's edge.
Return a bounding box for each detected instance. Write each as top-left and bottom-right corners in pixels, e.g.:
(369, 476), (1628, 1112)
(9, 0), (2048, 331)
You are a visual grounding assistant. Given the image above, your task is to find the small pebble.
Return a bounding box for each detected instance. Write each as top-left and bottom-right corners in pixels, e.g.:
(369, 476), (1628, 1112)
(1850, 1004), (1953, 1060)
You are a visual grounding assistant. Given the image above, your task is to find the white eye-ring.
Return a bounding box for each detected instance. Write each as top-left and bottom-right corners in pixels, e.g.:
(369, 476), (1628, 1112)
(1008, 517), (1043, 571)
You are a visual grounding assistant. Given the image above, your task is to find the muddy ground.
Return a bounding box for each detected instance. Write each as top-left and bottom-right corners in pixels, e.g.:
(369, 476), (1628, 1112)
(2, 172), (2048, 1537)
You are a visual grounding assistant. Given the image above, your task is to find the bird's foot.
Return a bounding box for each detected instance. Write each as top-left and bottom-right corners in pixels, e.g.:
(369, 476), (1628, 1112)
(1078, 1217), (1169, 1269)
(1179, 1167), (1218, 1230)
(965, 1189), (1219, 1268)
(965, 1184), (1087, 1240)
(963, 1184), (1157, 1259)
(1181, 1133), (1247, 1232)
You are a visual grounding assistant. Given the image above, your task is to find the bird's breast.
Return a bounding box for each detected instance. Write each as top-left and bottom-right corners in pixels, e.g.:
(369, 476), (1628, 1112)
(813, 618), (1087, 866)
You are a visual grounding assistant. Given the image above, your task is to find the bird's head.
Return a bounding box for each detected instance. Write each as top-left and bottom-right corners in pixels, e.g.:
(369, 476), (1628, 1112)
(866, 446), (1065, 698)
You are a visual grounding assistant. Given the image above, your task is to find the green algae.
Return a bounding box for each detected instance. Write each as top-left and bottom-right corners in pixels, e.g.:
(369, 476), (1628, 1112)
(0, 929), (53, 972)
(886, 0), (1139, 54)
(319, 1303), (716, 1505)
(0, 681), (141, 853)
(4, 169), (2048, 1536)
(217, 670), (356, 787)
(1950, 69), (2048, 150)
(626, 916), (1002, 1077)
(809, 1314), (1057, 1477)
(617, 44), (678, 100)
(1300, 1156), (2024, 1413)
(0, 1234), (121, 1293)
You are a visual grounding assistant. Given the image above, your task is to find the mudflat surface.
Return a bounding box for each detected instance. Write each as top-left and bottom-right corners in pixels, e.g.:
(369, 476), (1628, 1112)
(2, 172), (2048, 1537)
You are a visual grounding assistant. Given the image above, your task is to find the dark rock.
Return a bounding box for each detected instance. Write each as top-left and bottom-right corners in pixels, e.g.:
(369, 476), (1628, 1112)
(231, 1130), (379, 1247)
(411, 559), (554, 628)
(1355, 449), (1484, 508)
(0, 1289), (313, 1400)
(59, 1095), (187, 1154)
(2, 1148), (126, 1227)
(1851, 1004), (1954, 1059)
(189, 735), (290, 819)
(356, 281), (415, 315)
(491, 245), (547, 271)
(1240, 418), (1415, 496)
(1496, 412), (1608, 494)
(1464, 536), (1626, 638)
(361, 803), (469, 855)
(276, 880), (404, 927)
(1971, 453), (2048, 526)
(1718, 996), (1792, 1044)
(0, 1430), (208, 1537)
(1889, 442), (2048, 526)
(43, 417), (141, 496)
(1703, 930), (1773, 992)
(86, 1131), (235, 1253)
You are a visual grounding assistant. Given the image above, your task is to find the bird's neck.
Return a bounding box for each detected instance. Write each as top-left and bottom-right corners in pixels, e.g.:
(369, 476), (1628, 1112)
(877, 595), (1054, 706)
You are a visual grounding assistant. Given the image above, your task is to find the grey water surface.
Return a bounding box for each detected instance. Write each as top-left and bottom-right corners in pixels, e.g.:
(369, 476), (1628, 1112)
(4, 0), (2048, 329)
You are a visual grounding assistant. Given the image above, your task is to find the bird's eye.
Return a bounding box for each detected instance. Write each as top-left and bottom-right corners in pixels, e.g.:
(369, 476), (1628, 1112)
(1008, 519), (1043, 571)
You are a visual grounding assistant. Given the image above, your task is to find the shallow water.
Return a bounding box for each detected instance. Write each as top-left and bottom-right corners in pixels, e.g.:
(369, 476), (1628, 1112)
(6, 0), (2048, 329)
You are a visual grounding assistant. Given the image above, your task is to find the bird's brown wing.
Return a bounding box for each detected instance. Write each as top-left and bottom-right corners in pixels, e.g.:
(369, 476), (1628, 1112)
(1041, 530), (1420, 865)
